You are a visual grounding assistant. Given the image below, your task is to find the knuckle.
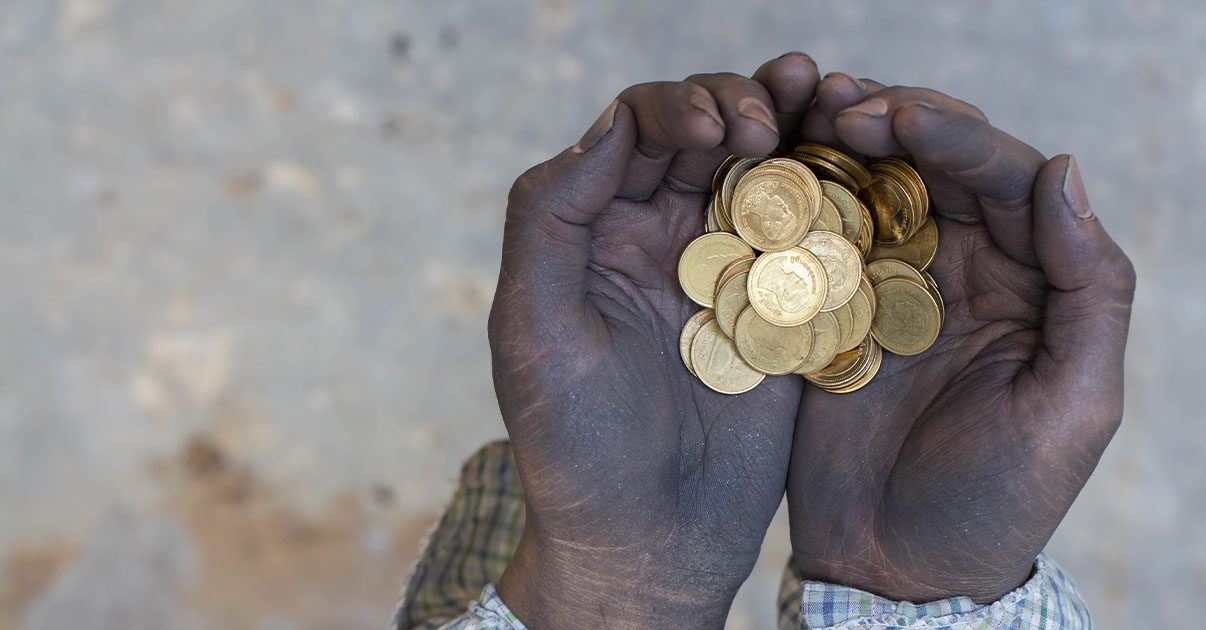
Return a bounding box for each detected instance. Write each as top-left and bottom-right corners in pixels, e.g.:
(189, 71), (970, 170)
(507, 162), (551, 213)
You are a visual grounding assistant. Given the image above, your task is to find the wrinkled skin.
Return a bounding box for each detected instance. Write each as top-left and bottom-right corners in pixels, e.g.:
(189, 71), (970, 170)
(490, 54), (821, 628)
(787, 75), (1135, 603)
(489, 56), (1135, 626)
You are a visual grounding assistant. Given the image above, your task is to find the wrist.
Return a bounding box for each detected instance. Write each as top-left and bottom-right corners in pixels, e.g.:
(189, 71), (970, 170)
(497, 528), (738, 629)
(791, 548), (1033, 604)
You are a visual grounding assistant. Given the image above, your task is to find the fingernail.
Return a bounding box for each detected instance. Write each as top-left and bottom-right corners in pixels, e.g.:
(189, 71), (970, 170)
(777, 51), (814, 64)
(737, 98), (778, 134)
(841, 98), (888, 117)
(572, 100), (619, 154)
(689, 92), (725, 129)
(1062, 155), (1095, 220)
(824, 72), (866, 91)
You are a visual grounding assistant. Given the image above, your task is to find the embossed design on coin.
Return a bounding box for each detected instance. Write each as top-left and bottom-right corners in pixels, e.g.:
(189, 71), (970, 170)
(793, 311), (840, 374)
(800, 230), (863, 312)
(732, 171), (811, 251)
(714, 270), (751, 338)
(677, 233), (755, 307)
(734, 307), (813, 375)
(747, 248), (828, 326)
(870, 278), (942, 356)
(690, 317), (765, 394)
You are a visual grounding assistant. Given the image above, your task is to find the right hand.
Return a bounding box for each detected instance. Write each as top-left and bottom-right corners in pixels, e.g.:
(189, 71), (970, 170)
(489, 54), (820, 628)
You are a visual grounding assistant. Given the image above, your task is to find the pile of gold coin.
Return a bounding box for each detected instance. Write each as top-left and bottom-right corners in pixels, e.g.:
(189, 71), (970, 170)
(678, 143), (944, 395)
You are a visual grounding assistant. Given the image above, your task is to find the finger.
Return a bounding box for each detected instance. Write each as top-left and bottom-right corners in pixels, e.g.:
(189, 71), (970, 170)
(836, 90), (1045, 265)
(613, 81), (727, 199)
(1029, 155), (1135, 442)
(751, 52), (821, 147)
(685, 72), (780, 157)
(491, 102), (637, 337)
(832, 86), (986, 156)
(799, 72), (879, 156)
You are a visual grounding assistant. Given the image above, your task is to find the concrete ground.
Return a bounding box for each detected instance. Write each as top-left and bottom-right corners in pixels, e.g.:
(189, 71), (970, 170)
(1, 0), (1203, 628)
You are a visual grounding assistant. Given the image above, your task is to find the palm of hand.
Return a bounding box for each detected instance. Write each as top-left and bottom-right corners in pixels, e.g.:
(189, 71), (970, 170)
(495, 174), (800, 586)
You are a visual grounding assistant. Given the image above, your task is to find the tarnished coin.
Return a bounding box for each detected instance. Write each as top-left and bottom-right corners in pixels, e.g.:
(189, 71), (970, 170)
(862, 171), (914, 245)
(821, 181), (865, 244)
(810, 196), (844, 234)
(866, 258), (927, 287)
(678, 233), (756, 307)
(800, 230), (863, 312)
(679, 309), (715, 377)
(714, 269), (751, 338)
(735, 306), (813, 375)
(747, 248), (828, 326)
(871, 278), (943, 356)
(690, 317), (765, 394)
(868, 216), (938, 270)
(839, 278), (876, 352)
(732, 167), (814, 251)
(793, 311), (841, 374)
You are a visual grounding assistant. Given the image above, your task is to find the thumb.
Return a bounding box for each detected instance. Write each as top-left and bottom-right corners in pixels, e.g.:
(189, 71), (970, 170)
(1030, 154), (1136, 440)
(490, 101), (636, 345)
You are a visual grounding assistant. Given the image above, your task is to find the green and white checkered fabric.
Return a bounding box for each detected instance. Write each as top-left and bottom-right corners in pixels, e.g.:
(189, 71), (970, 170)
(393, 440), (1092, 629)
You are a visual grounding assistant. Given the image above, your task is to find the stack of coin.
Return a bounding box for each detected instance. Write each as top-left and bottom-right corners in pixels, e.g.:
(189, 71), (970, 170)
(679, 144), (944, 395)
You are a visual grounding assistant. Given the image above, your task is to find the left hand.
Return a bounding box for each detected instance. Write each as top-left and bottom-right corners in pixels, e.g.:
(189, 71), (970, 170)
(785, 78), (1136, 603)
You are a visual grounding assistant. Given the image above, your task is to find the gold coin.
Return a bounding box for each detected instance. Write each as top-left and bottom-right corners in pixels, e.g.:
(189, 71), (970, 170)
(712, 155), (741, 194)
(793, 311), (841, 374)
(732, 167), (814, 251)
(799, 230), (863, 312)
(871, 277), (943, 356)
(810, 196), (844, 234)
(876, 157), (929, 219)
(690, 316), (766, 394)
(714, 269), (751, 338)
(734, 306), (813, 375)
(704, 196), (721, 233)
(840, 278), (875, 352)
(866, 258), (927, 287)
(747, 248), (828, 326)
(679, 309), (715, 376)
(861, 169), (915, 245)
(868, 216), (938, 270)
(763, 158), (823, 225)
(821, 181), (865, 244)
(921, 270), (945, 325)
(678, 233), (755, 307)
(804, 336), (869, 382)
(828, 301), (855, 353)
(716, 255), (755, 293)
(719, 157), (763, 229)
(793, 143), (873, 190)
(856, 202), (875, 257)
(826, 338), (883, 393)
(793, 153), (859, 192)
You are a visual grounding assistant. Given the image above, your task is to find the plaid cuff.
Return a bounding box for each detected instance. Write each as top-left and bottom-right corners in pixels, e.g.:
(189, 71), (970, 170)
(440, 585), (526, 630)
(392, 441), (526, 630)
(796, 554), (1091, 629)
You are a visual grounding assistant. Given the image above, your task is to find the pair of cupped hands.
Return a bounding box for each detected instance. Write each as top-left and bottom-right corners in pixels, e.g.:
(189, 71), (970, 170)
(486, 52), (1134, 628)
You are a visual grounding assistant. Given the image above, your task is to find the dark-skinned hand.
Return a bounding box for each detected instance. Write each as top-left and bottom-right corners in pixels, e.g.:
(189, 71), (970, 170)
(488, 53), (821, 628)
(786, 74), (1136, 603)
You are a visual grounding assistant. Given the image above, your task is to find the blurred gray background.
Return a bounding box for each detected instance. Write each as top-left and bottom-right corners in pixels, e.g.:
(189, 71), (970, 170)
(1, 0), (1202, 628)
